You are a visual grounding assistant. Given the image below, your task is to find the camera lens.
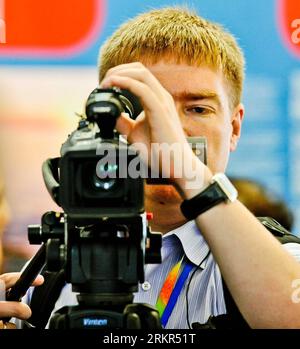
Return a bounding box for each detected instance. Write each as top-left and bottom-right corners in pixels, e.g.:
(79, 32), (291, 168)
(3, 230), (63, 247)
(97, 162), (118, 177)
(63, 150), (144, 214)
(93, 173), (116, 191)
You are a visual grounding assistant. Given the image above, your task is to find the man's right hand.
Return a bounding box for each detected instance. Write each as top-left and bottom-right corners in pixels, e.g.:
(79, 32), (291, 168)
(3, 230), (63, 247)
(100, 62), (211, 192)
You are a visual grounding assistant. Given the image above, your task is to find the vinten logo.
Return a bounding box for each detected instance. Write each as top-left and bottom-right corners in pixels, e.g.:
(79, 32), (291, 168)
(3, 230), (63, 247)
(83, 318), (108, 327)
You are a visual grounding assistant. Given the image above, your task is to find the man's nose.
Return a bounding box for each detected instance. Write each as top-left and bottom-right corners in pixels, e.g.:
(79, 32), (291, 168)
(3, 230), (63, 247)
(176, 107), (191, 137)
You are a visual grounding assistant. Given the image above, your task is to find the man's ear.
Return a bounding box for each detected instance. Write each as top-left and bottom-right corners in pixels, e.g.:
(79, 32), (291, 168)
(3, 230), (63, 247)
(230, 103), (244, 152)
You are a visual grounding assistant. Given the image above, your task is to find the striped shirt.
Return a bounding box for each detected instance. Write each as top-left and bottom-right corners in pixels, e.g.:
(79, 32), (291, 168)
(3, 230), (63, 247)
(133, 220), (226, 328)
(18, 220), (300, 329)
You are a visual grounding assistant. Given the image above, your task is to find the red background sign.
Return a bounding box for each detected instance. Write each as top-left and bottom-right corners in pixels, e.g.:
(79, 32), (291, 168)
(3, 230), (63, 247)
(277, 0), (300, 59)
(0, 0), (105, 56)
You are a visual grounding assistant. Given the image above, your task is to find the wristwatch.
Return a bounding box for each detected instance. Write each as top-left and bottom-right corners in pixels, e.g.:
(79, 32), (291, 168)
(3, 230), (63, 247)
(180, 173), (238, 220)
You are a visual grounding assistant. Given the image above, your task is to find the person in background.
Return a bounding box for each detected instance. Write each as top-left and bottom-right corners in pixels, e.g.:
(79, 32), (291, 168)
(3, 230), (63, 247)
(231, 177), (294, 232)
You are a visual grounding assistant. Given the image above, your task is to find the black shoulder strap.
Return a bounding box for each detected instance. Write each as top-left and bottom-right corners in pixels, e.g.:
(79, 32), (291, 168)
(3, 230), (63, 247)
(257, 217), (300, 244)
(213, 216), (300, 329)
(27, 269), (66, 329)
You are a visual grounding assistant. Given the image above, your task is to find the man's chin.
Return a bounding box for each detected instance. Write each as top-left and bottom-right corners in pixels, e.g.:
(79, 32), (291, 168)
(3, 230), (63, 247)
(145, 183), (182, 205)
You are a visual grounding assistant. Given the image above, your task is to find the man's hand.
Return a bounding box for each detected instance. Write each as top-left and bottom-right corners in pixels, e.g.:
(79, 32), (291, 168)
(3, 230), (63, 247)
(0, 272), (44, 329)
(100, 62), (212, 193)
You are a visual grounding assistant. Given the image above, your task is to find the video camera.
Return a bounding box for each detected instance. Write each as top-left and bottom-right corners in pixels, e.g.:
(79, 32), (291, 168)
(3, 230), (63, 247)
(5, 87), (162, 329)
(3, 86), (207, 329)
(53, 87), (145, 219)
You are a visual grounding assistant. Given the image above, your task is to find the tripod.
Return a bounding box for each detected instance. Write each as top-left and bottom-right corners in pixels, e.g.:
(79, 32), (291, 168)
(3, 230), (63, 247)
(22, 211), (162, 329)
(5, 87), (163, 329)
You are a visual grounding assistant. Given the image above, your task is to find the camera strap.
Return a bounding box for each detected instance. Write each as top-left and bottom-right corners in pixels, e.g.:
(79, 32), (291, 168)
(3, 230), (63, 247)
(156, 257), (194, 328)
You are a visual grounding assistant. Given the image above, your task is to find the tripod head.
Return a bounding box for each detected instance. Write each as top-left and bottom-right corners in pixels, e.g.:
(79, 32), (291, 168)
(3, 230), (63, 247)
(27, 210), (161, 328)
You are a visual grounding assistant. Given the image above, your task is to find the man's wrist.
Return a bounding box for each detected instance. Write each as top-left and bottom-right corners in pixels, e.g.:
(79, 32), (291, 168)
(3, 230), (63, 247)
(180, 173), (238, 220)
(179, 169), (213, 199)
(173, 149), (213, 199)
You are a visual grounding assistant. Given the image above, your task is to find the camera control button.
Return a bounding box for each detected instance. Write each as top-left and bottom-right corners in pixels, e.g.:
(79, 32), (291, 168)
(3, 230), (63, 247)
(141, 281), (151, 291)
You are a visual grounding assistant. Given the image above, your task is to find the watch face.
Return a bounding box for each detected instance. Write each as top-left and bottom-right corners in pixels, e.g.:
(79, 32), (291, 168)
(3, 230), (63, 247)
(213, 173), (238, 202)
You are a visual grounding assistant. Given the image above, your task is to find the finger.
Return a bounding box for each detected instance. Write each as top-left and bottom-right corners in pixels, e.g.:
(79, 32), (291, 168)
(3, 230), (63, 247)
(115, 112), (136, 140)
(0, 273), (44, 290)
(100, 75), (181, 132)
(0, 301), (32, 320)
(105, 62), (146, 77)
(103, 66), (168, 102)
(31, 275), (44, 287)
(0, 273), (21, 290)
(100, 75), (162, 118)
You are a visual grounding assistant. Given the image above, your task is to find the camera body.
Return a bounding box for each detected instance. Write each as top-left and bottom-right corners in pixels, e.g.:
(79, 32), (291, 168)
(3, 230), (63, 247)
(50, 87), (144, 220)
(59, 124), (144, 219)
(11, 86), (208, 328)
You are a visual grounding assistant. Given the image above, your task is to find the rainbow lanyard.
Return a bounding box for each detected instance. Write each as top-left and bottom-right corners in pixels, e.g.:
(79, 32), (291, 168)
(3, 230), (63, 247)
(156, 257), (194, 327)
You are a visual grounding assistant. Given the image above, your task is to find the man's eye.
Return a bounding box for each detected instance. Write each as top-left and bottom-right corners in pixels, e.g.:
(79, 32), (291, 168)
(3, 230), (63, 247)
(185, 106), (211, 115)
(191, 107), (206, 113)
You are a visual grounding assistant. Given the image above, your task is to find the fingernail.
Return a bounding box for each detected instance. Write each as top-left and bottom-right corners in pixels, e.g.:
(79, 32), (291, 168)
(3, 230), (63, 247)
(100, 78), (111, 88)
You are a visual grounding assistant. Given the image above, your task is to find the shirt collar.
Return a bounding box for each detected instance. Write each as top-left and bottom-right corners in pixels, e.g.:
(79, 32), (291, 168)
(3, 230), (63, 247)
(163, 220), (210, 269)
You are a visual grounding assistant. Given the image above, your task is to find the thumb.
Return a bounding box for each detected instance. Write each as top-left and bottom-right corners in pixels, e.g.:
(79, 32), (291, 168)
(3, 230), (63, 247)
(0, 301), (32, 320)
(115, 112), (135, 139)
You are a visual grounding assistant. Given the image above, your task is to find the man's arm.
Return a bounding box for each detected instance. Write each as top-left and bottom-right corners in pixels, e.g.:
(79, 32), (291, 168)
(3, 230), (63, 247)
(180, 170), (300, 328)
(100, 62), (300, 328)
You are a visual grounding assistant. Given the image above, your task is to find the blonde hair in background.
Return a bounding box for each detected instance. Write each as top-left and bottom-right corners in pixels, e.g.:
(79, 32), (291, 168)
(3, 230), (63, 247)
(98, 6), (245, 110)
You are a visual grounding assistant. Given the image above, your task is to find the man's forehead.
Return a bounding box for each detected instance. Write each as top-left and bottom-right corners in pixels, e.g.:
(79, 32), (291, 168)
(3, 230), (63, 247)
(146, 61), (227, 104)
(147, 60), (223, 83)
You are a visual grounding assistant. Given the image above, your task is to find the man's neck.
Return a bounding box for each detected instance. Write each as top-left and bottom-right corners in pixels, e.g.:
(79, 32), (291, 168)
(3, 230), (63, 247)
(145, 201), (187, 234)
(149, 218), (186, 235)
(144, 184), (188, 234)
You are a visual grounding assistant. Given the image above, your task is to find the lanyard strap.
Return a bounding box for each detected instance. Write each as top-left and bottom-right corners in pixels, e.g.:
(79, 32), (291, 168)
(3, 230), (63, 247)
(156, 258), (194, 327)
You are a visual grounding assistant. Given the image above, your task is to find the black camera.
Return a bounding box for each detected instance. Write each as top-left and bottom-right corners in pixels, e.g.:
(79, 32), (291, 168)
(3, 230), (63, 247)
(44, 87), (145, 219)
(9, 87), (162, 329)
(4, 87), (207, 329)
(58, 124), (144, 219)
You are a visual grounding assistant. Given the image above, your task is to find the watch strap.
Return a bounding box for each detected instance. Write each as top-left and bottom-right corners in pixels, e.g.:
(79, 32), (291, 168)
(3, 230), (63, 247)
(180, 181), (227, 220)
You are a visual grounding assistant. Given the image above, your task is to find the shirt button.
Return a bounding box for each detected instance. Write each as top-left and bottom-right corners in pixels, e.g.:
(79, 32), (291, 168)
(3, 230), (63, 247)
(141, 281), (151, 291)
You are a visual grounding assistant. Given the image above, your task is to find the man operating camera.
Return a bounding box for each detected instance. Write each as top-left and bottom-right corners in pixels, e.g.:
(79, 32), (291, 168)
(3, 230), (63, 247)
(18, 7), (300, 329)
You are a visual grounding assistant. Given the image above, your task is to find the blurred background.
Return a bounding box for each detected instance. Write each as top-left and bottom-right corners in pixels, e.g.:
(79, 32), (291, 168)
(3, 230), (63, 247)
(0, 0), (299, 272)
